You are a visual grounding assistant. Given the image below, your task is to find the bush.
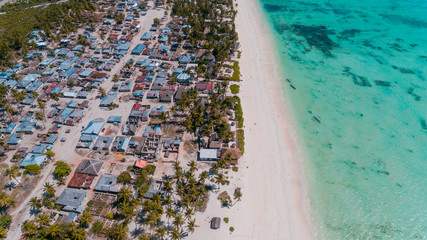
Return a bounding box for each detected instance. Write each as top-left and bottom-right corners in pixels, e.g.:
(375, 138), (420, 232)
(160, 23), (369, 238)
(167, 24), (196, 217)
(90, 221), (105, 236)
(106, 212), (114, 220)
(232, 166), (238, 172)
(237, 129), (245, 154)
(44, 150), (55, 158)
(53, 161), (71, 184)
(144, 165), (156, 175)
(230, 62), (240, 82)
(233, 96), (244, 128)
(224, 217), (229, 223)
(229, 227), (235, 232)
(230, 84), (239, 94)
(24, 164), (41, 175)
(117, 171), (132, 185)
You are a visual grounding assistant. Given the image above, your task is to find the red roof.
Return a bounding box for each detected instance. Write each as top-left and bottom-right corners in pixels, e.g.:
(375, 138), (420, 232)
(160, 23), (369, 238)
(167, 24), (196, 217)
(68, 173), (95, 189)
(136, 75), (146, 82)
(196, 82), (213, 91)
(133, 83), (145, 91)
(132, 103), (142, 111)
(134, 159), (147, 169)
(109, 34), (119, 39)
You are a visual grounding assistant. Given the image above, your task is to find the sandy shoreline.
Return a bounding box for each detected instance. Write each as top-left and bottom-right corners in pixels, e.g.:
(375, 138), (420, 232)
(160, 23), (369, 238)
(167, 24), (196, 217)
(234, 0), (313, 238)
(191, 0), (314, 239)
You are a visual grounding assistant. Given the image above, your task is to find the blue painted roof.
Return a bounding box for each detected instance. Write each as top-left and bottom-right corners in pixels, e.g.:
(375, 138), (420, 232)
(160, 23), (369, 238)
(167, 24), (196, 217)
(20, 153), (47, 167)
(82, 121), (104, 135)
(107, 116), (122, 123)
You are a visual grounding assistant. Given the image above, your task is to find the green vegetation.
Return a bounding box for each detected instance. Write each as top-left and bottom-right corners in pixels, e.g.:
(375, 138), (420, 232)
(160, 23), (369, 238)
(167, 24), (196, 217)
(0, 0), (56, 12)
(0, 0), (95, 65)
(0, 192), (14, 239)
(43, 150), (55, 158)
(224, 217), (229, 223)
(24, 164), (41, 175)
(5, 166), (22, 187)
(115, 13), (125, 24)
(22, 215), (87, 239)
(230, 226), (235, 232)
(230, 84), (240, 94)
(117, 171), (132, 185)
(230, 62), (241, 81)
(53, 161), (71, 184)
(237, 129), (245, 154)
(234, 96), (244, 128)
(90, 221), (105, 236)
(171, 0), (238, 63)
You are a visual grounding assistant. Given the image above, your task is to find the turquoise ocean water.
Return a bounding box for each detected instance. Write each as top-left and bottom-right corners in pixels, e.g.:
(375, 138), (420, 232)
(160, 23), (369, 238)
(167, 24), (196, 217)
(258, 0), (427, 239)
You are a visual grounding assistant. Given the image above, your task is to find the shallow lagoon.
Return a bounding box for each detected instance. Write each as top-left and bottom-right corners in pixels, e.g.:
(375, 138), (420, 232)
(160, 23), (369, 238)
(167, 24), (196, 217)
(259, 0), (427, 239)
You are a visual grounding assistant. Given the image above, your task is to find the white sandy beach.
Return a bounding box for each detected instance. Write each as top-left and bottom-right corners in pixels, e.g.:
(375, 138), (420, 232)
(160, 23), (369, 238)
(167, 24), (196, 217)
(190, 0), (313, 239)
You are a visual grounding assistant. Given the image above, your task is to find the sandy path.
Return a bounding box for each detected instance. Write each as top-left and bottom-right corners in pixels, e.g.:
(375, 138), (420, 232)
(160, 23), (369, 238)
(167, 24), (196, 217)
(190, 0), (313, 239)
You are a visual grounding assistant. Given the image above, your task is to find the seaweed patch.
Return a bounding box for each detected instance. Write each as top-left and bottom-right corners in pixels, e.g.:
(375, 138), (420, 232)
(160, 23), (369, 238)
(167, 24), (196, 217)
(292, 24), (337, 57)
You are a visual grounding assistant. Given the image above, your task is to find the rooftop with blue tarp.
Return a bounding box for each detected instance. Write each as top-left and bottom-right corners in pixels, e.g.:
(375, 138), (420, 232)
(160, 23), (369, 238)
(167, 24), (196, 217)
(22, 73), (41, 82)
(0, 122), (17, 134)
(100, 92), (117, 107)
(7, 133), (22, 145)
(16, 122), (36, 133)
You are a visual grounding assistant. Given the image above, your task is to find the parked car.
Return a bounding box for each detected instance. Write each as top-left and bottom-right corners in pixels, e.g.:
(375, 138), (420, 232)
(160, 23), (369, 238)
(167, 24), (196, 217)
(61, 137), (66, 142)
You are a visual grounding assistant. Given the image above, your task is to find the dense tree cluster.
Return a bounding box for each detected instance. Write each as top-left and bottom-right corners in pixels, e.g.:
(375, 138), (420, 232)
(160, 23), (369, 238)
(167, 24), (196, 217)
(0, 0), (95, 66)
(171, 0), (238, 64)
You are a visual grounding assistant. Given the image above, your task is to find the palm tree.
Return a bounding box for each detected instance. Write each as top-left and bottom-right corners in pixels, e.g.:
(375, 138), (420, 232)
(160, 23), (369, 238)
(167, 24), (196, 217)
(4, 103), (15, 121)
(138, 233), (151, 240)
(184, 208), (194, 220)
(187, 160), (198, 172)
(98, 87), (106, 98)
(173, 214), (184, 228)
(162, 179), (173, 195)
(186, 218), (198, 234)
(170, 227), (181, 240)
(35, 111), (45, 129)
(214, 173), (226, 189)
(5, 166), (22, 187)
(37, 100), (45, 112)
(163, 194), (173, 205)
(22, 220), (37, 238)
(198, 171), (208, 185)
(79, 210), (92, 228)
(70, 226), (86, 240)
(234, 191), (242, 202)
(37, 212), (50, 227)
(43, 182), (55, 197)
(112, 223), (128, 240)
(160, 111), (168, 123)
(0, 227), (6, 239)
(30, 197), (43, 211)
(0, 191), (15, 211)
(164, 206), (175, 222)
(47, 224), (62, 238)
(155, 226), (167, 240)
(118, 187), (132, 203)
